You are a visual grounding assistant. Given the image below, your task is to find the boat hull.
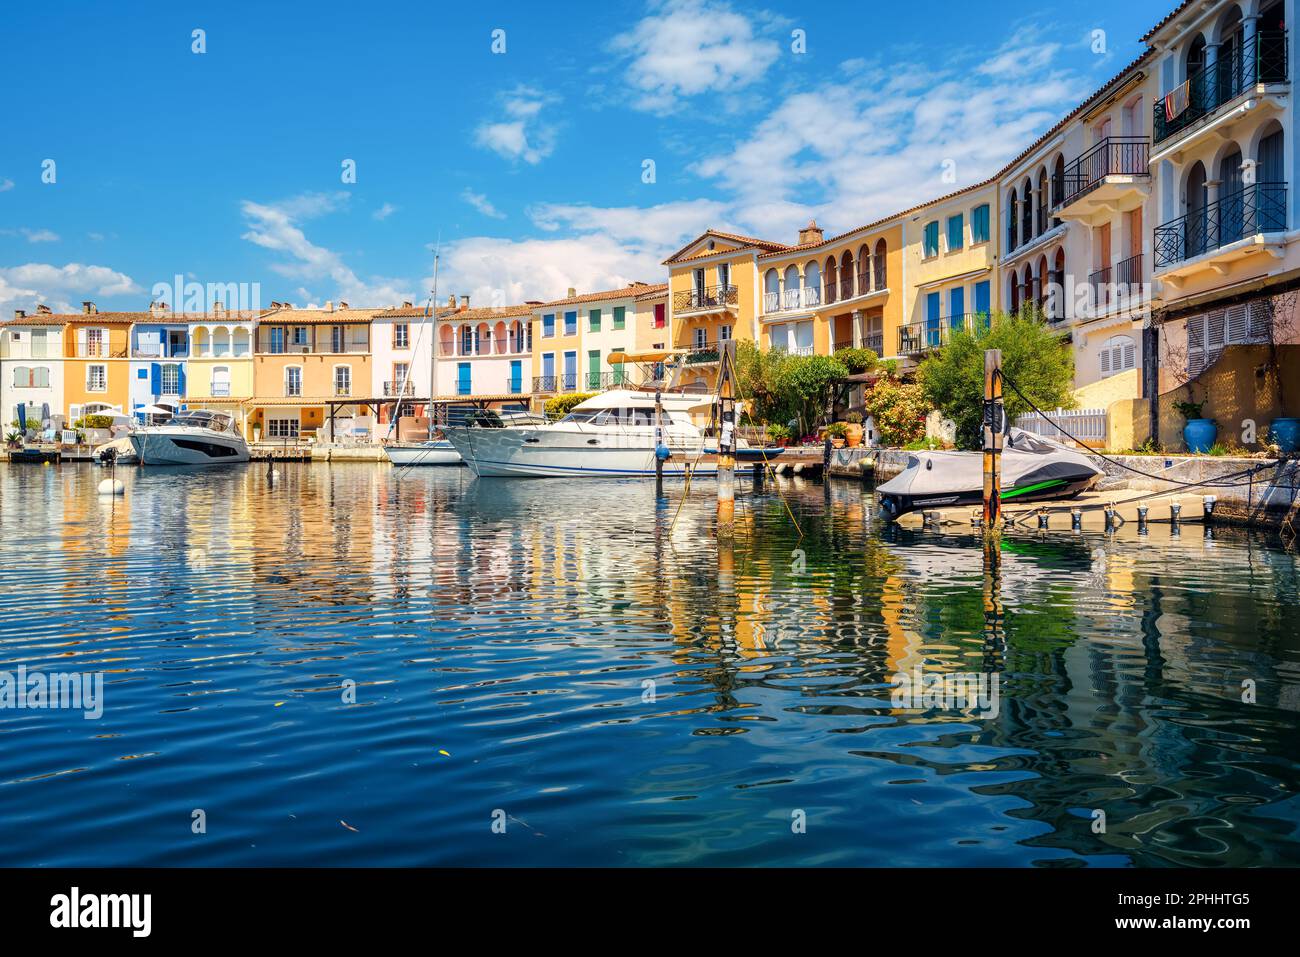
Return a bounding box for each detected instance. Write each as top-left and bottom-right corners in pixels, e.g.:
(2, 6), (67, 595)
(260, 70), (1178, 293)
(445, 427), (761, 478)
(877, 471), (1100, 520)
(129, 429), (250, 466)
(385, 441), (463, 466)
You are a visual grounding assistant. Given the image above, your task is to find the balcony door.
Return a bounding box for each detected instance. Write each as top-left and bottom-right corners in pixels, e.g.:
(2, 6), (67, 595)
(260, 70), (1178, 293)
(693, 268), (706, 306)
(1219, 150), (1245, 245)
(1186, 162), (1208, 258)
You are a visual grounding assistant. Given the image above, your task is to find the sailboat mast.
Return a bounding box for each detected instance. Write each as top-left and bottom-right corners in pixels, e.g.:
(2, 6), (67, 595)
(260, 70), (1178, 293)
(427, 241), (441, 442)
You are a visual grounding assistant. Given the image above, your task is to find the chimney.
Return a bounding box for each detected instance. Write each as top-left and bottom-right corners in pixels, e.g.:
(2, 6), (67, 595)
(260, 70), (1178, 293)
(798, 219), (824, 245)
(459, 296), (470, 311)
(82, 300), (97, 314)
(339, 301), (349, 309)
(402, 300), (413, 309)
(36, 304), (52, 315)
(566, 287), (576, 299)
(447, 294), (456, 309)
(13, 309), (25, 319)
(324, 300), (334, 312)
(150, 300), (168, 317)
(211, 301), (225, 317)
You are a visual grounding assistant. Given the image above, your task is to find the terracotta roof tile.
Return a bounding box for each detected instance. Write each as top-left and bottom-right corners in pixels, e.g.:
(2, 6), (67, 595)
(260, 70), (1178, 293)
(534, 282), (667, 308)
(1142, 0), (1194, 42)
(663, 229), (788, 265)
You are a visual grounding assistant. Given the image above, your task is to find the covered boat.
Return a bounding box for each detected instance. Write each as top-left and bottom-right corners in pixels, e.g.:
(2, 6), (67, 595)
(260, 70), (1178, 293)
(876, 428), (1102, 520)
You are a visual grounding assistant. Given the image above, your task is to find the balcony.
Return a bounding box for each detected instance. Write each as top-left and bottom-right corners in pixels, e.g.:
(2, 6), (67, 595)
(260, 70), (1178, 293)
(383, 380), (415, 396)
(1056, 137), (1150, 220)
(1154, 30), (1288, 145)
(1153, 183), (1286, 274)
(211, 384), (232, 397)
(581, 371), (630, 390)
(673, 284), (738, 314)
(898, 315), (987, 355)
(684, 340), (726, 365)
(1086, 254), (1146, 315)
(763, 286), (821, 315)
(533, 373), (580, 394)
(833, 333), (884, 355)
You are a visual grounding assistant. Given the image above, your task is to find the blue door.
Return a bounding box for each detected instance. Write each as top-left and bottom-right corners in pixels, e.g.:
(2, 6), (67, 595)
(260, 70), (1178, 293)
(457, 362), (471, 396)
(974, 280), (990, 320)
(925, 292), (941, 347)
(949, 287), (965, 330)
(563, 351), (577, 391)
(509, 360), (522, 393)
(542, 352), (555, 385)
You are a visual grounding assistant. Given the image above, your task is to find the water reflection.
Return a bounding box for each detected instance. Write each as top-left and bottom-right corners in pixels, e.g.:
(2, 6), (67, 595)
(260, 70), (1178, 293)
(0, 463), (1297, 866)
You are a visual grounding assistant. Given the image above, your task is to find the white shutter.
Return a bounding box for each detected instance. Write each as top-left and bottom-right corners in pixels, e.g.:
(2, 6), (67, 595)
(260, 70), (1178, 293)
(1225, 304), (1248, 343)
(1186, 316), (1206, 378)
(1206, 310), (1226, 368)
(1122, 340), (1135, 370)
(1248, 298), (1273, 340)
(76, 328), (88, 355)
(1100, 348), (1112, 374)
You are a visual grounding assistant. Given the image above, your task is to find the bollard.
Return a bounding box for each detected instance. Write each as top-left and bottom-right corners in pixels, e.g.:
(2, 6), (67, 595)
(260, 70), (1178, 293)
(1037, 508), (1049, 530)
(1203, 495), (1216, 520)
(1104, 506), (1118, 532)
(1071, 508), (1082, 531)
(1170, 501), (1181, 524)
(1137, 503), (1149, 534)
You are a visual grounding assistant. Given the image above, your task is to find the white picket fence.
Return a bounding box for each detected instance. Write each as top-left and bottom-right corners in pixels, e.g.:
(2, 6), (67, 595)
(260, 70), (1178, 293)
(1013, 407), (1108, 446)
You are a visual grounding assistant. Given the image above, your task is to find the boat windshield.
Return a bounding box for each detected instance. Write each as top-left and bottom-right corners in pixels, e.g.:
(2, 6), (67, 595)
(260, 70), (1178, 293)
(163, 410), (234, 432)
(560, 405), (662, 426)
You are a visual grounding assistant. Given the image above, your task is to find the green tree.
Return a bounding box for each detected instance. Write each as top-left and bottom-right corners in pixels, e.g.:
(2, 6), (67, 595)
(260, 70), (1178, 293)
(917, 311), (1074, 448)
(544, 392), (597, 418)
(831, 346), (879, 375)
(781, 354), (849, 435)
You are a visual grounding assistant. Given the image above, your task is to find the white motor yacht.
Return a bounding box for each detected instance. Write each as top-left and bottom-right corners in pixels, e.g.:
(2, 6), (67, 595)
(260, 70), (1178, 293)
(128, 410), (250, 466)
(444, 389), (775, 478)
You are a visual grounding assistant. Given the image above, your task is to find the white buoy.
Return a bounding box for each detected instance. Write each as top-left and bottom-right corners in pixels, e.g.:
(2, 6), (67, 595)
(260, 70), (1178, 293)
(98, 478), (125, 496)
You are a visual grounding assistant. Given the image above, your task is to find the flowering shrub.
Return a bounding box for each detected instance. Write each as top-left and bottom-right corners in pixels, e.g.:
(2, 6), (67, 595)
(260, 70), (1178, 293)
(862, 377), (929, 446)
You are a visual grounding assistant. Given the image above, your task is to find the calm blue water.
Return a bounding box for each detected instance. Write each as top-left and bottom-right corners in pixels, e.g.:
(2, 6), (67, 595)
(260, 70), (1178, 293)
(1, 461), (1299, 866)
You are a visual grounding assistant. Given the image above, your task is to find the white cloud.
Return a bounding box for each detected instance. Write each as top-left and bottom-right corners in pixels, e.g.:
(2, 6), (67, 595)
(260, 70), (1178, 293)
(22, 228), (59, 243)
(239, 192), (412, 306)
(611, 0), (782, 113)
(692, 42), (1089, 236)
(474, 86), (559, 164)
(529, 198), (729, 245)
(0, 263), (140, 314)
(462, 189), (506, 220)
(0, 179), (14, 193)
(372, 202), (398, 221)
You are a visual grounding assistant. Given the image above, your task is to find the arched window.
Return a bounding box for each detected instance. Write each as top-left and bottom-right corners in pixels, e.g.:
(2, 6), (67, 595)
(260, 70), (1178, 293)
(1100, 335), (1136, 375)
(1007, 190), (1019, 249)
(857, 244), (870, 291)
(1021, 177), (1035, 241)
(873, 238), (887, 289)
(804, 261), (822, 306)
(824, 255), (839, 304)
(783, 265), (801, 310)
(764, 268), (780, 313)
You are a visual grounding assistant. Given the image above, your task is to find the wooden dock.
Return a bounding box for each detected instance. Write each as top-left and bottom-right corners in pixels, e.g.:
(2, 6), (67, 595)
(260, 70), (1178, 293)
(895, 490), (1213, 530)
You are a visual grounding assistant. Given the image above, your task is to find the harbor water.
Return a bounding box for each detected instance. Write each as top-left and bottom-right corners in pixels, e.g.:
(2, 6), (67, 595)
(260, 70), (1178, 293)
(1, 462), (1298, 866)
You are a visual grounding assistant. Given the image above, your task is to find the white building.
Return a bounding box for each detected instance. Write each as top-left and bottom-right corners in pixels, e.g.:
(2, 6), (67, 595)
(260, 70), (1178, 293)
(0, 311), (66, 430)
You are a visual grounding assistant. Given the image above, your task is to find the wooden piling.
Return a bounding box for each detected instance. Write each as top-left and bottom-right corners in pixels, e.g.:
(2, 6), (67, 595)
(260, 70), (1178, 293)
(717, 340), (737, 538)
(982, 349), (1004, 538)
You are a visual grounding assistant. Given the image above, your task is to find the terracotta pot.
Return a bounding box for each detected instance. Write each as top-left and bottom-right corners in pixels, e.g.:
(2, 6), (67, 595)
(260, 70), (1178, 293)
(844, 423), (863, 448)
(831, 437), (845, 449)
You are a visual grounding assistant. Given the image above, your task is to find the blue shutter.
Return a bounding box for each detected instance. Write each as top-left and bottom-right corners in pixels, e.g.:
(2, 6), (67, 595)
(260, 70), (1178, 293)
(974, 281), (990, 318)
(177, 364), (186, 396)
(457, 362), (471, 395)
(510, 360), (522, 393)
(926, 292), (941, 347)
(950, 287), (965, 326)
(150, 363), (161, 395)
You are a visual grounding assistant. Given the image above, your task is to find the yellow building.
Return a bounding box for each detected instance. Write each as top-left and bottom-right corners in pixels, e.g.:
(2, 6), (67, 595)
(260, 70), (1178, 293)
(185, 305), (261, 433)
(900, 181), (1000, 361)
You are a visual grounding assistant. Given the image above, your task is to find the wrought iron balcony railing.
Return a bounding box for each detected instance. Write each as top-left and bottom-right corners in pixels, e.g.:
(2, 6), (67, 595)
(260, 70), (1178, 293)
(1060, 136), (1150, 206)
(1153, 182), (1287, 268)
(673, 284), (738, 312)
(383, 380), (415, 396)
(1154, 30), (1288, 143)
(899, 315), (987, 355)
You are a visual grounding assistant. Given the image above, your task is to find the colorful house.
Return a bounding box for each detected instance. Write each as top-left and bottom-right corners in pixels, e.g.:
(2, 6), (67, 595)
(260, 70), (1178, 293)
(184, 305), (260, 435)
(61, 303), (147, 422)
(0, 308), (66, 430)
(432, 297), (533, 401)
(128, 302), (190, 421)
(247, 304), (375, 443)
(902, 182), (999, 361)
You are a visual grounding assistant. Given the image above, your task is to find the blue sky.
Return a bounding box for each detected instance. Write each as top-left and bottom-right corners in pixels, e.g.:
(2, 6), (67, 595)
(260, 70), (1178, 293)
(0, 0), (1167, 314)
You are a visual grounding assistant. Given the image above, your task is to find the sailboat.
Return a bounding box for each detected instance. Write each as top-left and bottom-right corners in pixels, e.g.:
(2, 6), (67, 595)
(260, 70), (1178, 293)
(875, 428), (1102, 519)
(384, 242), (463, 467)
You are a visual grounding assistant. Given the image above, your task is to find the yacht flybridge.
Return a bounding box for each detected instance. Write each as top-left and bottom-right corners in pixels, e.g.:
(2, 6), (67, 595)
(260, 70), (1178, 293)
(128, 410), (250, 466)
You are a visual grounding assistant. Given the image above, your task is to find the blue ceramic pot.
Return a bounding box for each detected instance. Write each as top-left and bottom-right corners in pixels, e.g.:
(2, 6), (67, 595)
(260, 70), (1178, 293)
(1267, 417), (1300, 453)
(1183, 418), (1217, 454)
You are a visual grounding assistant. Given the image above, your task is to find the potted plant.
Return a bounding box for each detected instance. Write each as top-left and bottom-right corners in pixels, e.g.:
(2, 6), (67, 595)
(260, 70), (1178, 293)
(5, 430), (22, 450)
(842, 412), (864, 448)
(765, 423), (792, 447)
(821, 422), (848, 449)
(1173, 398), (1216, 453)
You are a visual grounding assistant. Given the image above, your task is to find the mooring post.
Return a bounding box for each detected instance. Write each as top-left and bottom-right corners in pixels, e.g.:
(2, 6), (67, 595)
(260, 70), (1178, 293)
(654, 389), (665, 498)
(982, 349), (1004, 539)
(717, 340), (737, 538)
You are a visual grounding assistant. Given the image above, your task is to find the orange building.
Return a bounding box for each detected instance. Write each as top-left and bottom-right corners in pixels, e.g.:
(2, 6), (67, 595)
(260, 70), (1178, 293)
(61, 303), (149, 421)
(247, 304), (375, 443)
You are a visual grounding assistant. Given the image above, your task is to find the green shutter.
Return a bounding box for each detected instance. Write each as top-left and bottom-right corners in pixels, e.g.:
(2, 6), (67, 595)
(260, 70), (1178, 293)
(613, 305), (625, 329)
(589, 308), (601, 332)
(588, 349), (600, 389)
